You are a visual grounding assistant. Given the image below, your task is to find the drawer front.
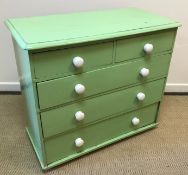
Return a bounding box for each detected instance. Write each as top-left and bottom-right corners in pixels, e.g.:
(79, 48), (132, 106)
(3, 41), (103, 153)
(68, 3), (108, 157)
(44, 103), (159, 164)
(115, 30), (176, 62)
(41, 79), (165, 138)
(32, 42), (113, 80)
(37, 54), (170, 109)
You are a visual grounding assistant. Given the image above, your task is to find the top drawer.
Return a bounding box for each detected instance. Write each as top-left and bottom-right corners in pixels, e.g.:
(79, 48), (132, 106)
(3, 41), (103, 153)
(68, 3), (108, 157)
(31, 42), (113, 80)
(115, 30), (176, 62)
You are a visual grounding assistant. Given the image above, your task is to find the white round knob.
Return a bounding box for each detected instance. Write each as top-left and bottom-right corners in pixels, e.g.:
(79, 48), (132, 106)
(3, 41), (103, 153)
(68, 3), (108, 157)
(140, 68), (150, 77)
(73, 56), (84, 68)
(137, 92), (145, 101)
(144, 43), (153, 54)
(75, 111), (85, 121)
(75, 138), (84, 147)
(75, 84), (85, 94)
(132, 117), (140, 126)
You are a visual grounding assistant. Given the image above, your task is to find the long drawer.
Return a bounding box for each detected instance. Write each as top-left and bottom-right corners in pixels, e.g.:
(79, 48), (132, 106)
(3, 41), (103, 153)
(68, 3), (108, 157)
(31, 42), (113, 80)
(37, 54), (170, 109)
(115, 30), (176, 62)
(41, 79), (164, 138)
(44, 103), (159, 164)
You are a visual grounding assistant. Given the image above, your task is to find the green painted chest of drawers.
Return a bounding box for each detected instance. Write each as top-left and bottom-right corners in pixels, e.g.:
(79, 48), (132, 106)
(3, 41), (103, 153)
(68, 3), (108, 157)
(5, 8), (180, 170)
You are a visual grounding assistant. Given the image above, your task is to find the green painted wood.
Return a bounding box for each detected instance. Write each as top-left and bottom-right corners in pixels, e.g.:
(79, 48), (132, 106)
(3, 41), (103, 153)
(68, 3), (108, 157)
(5, 8), (180, 50)
(32, 42), (113, 79)
(44, 103), (158, 164)
(31, 30), (175, 81)
(153, 28), (178, 124)
(116, 30), (176, 62)
(6, 8), (181, 170)
(41, 79), (165, 138)
(37, 54), (170, 109)
(44, 123), (157, 170)
(12, 38), (46, 166)
(26, 128), (46, 169)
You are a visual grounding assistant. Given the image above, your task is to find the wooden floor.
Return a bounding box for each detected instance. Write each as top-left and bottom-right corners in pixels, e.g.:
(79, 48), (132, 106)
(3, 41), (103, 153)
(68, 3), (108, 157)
(0, 95), (188, 174)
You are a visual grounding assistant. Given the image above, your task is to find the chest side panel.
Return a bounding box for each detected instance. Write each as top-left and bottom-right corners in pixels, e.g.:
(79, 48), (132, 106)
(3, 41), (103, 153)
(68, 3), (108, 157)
(12, 39), (46, 167)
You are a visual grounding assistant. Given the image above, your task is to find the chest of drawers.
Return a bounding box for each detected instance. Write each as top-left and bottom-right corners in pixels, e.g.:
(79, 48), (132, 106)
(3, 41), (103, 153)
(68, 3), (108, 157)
(5, 8), (180, 170)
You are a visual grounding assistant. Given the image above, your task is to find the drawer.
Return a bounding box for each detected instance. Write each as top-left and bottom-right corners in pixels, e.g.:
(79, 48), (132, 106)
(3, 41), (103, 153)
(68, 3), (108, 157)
(44, 103), (159, 164)
(31, 42), (113, 80)
(115, 30), (176, 62)
(37, 54), (170, 109)
(41, 79), (164, 138)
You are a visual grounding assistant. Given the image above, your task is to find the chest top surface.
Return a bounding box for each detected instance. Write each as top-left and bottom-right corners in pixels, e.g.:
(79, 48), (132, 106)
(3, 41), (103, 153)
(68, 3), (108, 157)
(5, 8), (180, 50)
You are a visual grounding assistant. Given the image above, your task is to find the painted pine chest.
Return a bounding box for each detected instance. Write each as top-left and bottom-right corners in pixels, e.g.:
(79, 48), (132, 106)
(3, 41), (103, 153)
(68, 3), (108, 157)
(5, 8), (180, 170)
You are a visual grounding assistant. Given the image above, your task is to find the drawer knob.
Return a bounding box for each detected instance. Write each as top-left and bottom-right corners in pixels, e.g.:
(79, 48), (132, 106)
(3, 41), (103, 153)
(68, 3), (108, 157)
(73, 56), (84, 68)
(140, 68), (150, 77)
(144, 43), (153, 54)
(137, 92), (145, 101)
(132, 117), (140, 126)
(75, 84), (86, 94)
(75, 111), (85, 121)
(75, 138), (84, 147)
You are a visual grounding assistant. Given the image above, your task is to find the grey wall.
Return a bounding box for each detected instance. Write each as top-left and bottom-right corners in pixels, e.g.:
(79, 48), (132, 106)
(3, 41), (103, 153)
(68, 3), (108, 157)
(0, 0), (187, 91)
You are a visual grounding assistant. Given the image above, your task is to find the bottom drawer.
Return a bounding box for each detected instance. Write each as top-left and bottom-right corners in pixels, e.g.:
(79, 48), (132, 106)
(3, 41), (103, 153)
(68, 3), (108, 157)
(44, 103), (159, 164)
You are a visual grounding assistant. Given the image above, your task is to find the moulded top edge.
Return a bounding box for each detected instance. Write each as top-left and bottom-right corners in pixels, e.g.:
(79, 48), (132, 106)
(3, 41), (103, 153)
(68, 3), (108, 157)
(5, 8), (181, 50)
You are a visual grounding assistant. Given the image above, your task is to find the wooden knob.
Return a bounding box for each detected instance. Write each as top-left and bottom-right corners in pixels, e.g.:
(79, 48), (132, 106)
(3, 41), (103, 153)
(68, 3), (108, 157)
(132, 117), (140, 126)
(73, 56), (84, 68)
(75, 84), (85, 94)
(75, 111), (85, 121)
(144, 43), (153, 54)
(140, 68), (150, 77)
(75, 138), (84, 147)
(136, 92), (145, 101)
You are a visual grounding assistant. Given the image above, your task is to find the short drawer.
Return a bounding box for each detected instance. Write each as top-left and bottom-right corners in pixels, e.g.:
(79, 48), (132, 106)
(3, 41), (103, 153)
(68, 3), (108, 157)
(115, 30), (176, 62)
(31, 42), (113, 80)
(41, 79), (164, 138)
(37, 54), (170, 109)
(44, 103), (158, 164)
